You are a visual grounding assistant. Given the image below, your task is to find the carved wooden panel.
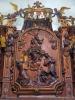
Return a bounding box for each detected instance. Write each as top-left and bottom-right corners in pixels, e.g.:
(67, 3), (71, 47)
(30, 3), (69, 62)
(11, 27), (63, 95)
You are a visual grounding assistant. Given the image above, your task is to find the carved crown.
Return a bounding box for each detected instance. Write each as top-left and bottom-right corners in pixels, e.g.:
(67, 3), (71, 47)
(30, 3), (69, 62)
(23, 1), (53, 17)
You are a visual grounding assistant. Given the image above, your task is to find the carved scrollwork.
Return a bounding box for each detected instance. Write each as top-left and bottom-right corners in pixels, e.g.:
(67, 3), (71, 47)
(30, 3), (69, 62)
(11, 82), (20, 93)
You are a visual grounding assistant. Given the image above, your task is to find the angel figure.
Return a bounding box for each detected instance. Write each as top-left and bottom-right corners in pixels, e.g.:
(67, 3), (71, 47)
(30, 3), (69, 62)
(53, 7), (70, 26)
(53, 7), (70, 19)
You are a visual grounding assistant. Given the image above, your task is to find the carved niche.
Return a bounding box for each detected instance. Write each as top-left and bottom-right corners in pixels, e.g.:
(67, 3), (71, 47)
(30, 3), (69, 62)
(11, 27), (63, 95)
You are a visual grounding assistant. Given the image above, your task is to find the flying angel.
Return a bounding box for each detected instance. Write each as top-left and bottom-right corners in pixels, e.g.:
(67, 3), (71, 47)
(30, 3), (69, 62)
(53, 7), (70, 19)
(53, 7), (71, 26)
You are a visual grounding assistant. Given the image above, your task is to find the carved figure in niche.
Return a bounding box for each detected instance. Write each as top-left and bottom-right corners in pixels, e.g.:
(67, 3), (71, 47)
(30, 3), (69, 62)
(39, 56), (57, 85)
(16, 60), (30, 86)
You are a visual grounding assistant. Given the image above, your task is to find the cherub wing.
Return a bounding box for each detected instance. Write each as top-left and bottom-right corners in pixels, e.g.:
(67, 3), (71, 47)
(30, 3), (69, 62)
(10, 2), (18, 11)
(59, 7), (70, 14)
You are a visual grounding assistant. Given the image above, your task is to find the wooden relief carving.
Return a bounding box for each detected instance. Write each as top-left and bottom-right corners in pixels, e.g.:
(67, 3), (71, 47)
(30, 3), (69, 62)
(11, 28), (63, 95)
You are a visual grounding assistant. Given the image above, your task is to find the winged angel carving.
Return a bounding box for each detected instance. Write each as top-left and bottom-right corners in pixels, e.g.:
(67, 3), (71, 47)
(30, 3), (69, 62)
(53, 7), (71, 26)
